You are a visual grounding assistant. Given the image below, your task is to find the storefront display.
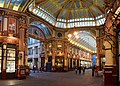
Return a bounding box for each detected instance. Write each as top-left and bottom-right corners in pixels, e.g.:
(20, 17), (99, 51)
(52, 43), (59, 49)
(6, 48), (15, 73)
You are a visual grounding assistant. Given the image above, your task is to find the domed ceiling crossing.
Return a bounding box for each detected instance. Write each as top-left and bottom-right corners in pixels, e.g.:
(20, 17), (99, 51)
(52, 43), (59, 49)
(29, 0), (105, 28)
(35, 0), (104, 19)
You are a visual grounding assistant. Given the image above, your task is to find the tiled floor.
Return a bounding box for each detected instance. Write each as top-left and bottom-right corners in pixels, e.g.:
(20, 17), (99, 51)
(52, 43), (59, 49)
(0, 69), (103, 86)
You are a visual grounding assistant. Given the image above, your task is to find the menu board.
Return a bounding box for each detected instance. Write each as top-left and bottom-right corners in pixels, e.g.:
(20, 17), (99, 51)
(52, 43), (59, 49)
(6, 48), (15, 73)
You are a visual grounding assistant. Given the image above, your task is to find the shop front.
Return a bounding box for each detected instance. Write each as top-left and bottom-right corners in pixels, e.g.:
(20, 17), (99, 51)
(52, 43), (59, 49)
(0, 43), (17, 79)
(55, 56), (64, 72)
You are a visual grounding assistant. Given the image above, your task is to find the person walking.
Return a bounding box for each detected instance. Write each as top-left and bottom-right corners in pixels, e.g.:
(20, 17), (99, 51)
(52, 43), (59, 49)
(92, 65), (96, 76)
(78, 66), (81, 74)
(75, 67), (77, 74)
(40, 67), (43, 72)
(33, 65), (36, 73)
(82, 66), (86, 74)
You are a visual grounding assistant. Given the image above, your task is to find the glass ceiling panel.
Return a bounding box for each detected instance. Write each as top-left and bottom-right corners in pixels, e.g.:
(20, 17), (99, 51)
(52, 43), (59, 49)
(0, 0), (29, 12)
(76, 1), (80, 8)
(30, 22), (52, 38)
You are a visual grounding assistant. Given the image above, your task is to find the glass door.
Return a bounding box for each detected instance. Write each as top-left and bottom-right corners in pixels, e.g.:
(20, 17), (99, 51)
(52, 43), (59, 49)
(6, 48), (15, 73)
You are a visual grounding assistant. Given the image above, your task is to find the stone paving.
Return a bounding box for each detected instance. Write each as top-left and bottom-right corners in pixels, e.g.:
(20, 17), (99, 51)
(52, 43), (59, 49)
(0, 69), (103, 86)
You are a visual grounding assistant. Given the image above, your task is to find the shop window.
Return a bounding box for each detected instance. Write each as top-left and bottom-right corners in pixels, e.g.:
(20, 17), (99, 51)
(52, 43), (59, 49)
(6, 48), (16, 73)
(28, 48), (33, 55)
(55, 56), (64, 67)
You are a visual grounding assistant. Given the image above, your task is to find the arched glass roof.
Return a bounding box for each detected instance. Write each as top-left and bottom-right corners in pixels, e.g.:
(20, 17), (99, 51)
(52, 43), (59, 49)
(68, 31), (96, 52)
(30, 21), (52, 38)
(29, 0), (105, 28)
(0, 0), (31, 12)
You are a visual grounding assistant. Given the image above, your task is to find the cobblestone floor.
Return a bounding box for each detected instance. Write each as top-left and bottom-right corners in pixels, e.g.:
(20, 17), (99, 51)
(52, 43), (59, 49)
(0, 69), (103, 86)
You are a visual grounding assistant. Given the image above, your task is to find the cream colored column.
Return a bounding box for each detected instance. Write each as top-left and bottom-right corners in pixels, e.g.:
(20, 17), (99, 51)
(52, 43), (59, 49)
(104, 41), (113, 65)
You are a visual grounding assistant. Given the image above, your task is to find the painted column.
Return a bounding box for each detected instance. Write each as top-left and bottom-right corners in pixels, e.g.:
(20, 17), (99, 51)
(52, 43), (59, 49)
(44, 43), (47, 67)
(18, 17), (28, 66)
(2, 43), (7, 79)
(96, 30), (100, 70)
(19, 28), (25, 66)
(52, 40), (56, 71)
(24, 29), (28, 66)
(64, 41), (68, 71)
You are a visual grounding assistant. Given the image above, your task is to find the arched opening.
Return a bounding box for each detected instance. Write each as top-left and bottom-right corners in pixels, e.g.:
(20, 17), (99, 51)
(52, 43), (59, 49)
(27, 21), (52, 72)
